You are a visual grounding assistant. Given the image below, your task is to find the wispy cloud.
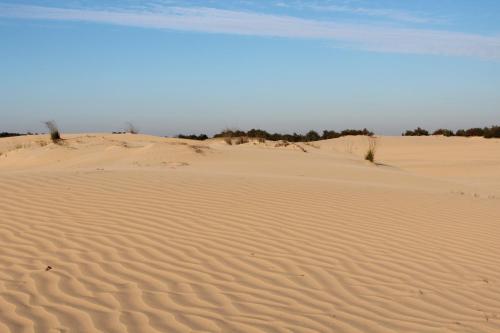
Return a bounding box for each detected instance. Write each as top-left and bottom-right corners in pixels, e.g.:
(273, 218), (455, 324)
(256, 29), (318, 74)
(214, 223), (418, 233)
(274, 1), (442, 24)
(307, 5), (440, 24)
(1, 3), (499, 59)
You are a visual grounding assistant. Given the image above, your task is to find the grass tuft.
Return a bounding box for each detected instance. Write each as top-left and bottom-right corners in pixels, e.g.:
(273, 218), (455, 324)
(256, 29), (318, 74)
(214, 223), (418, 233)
(365, 137), (377, 163)
(126, 122), (139, 134)
(44, 121), (61, 143)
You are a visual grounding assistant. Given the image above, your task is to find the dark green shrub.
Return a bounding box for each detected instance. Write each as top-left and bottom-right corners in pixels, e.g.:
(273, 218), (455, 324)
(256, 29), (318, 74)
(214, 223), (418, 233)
(341, 128), (374, 136)
(403, 127), (429, 136)
(304, 130), (321, 142)
(464, 128), (485, 137)
(0, 132), (25, 138)
(177, 134), (208, 140)
(432, 129), (454, 136)
(484, 126), (500, 138)
(213, 128), (374, 142)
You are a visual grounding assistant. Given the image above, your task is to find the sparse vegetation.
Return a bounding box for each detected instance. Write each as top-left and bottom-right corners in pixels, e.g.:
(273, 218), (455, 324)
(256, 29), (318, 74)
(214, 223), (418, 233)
(365, 137), (378, 163)
(464, 128), (485, 137)
(304, 142), (320, 149)
(209, 128), (374, 143)
(403, 125), (499, 138)
(484, 126), (500, 138)
(294, 143), (308, 153)
(0, 132), (25, 138)
(44, 121), (61, 143)
(274, 140), (290, 147)
(190, 145), (208, 154)
(177, 134), (209, 141)
(432, 129), (454, 137)
(232, 136), (249, 145)
(403, 127), (429, 136)
(304, 130), (321, 142)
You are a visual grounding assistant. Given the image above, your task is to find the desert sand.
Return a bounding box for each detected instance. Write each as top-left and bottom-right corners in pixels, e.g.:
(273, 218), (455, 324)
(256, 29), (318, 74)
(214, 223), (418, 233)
(0, 133), (499, 333)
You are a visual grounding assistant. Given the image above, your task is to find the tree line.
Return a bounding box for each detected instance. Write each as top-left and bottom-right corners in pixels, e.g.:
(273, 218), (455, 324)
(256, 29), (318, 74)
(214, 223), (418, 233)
(402, 126), (500, 138)
(179, 128), (374, 142)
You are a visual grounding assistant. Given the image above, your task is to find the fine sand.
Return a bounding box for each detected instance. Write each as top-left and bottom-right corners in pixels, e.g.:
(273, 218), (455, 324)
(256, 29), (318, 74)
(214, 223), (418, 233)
(0, 134), (499, 333)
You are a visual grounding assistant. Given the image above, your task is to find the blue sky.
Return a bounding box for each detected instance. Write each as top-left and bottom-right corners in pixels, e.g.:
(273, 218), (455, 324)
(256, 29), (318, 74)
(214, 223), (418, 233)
(1, 0), (499, 135)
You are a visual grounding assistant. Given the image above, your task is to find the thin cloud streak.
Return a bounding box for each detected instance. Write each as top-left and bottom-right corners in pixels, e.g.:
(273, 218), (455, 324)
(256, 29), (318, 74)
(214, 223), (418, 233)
(1, 4), (499, 59)
(275, 1), (440, 24)
(308, 5), (440, 24)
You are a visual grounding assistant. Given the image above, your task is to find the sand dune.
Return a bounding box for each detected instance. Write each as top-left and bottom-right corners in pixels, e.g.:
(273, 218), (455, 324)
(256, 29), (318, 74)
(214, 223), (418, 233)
(1, 134), (499, 332)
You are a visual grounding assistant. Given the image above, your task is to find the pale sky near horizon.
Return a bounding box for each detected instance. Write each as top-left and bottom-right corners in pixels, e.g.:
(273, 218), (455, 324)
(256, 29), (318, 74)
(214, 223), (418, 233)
(1, 0), (499, 136)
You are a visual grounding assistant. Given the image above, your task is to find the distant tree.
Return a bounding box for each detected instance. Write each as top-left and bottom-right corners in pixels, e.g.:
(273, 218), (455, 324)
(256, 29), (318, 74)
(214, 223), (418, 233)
(247, 128), (271, 140)
(464, 128), (485, 137)
(0, 132), (25, 138)
(321, 130), (340, 140)
(484, 126), (500, 138)
(177, 134), (208, 141)
(341, 128), (374, 136)
(211, 128), (374, 142)
(304, 130), (321, 142)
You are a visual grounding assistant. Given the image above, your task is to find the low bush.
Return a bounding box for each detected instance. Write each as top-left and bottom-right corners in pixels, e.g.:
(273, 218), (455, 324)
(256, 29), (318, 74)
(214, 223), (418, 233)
(484, 126), (500, 138)
(210, 128), (374, 142)
(177, 134), (209, 141)
(464, 128), (485, 137)
(0, 132), (25, 138)
(233, 136), (249, 145)
(403, 127), (429, 136)
(432, 129), (454, 137)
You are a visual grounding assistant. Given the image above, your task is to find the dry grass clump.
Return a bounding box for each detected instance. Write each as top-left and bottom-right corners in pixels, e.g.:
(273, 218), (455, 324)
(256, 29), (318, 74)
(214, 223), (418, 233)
(126, 122), (139, 134)
(222, 134), (249, 145)
(216, 128), (249, 145)
(294, 143), (308, 153)
(44, 121), (61, 143)
(190, 145), (209, 154)
(274, 140), (290, 147)
(233, 136), (249, 145)
(365, 137), (378, 163)
(304, 142), (319, 149)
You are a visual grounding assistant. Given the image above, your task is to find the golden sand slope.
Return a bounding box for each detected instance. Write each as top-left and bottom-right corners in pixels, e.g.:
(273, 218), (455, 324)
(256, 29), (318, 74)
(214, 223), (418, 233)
(0, 134), (499, 333)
